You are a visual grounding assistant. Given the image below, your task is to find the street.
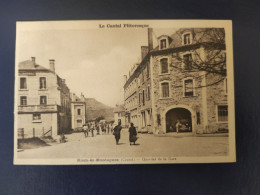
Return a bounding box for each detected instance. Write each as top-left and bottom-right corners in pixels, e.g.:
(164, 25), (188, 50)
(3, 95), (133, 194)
(17, 129), (228, 159)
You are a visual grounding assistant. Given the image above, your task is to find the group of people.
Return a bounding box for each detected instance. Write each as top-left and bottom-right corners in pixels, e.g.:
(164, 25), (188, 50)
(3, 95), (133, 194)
(113, 122), (138, 145)
(82, 121), (138, 146)
(168, 120), (192, 133)
(82, 122), (113, 137)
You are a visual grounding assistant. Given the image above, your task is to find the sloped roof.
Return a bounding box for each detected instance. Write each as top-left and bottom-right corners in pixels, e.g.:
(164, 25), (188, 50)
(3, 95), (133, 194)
(113, 105), (125, 113)
(19, 60), (51, 71)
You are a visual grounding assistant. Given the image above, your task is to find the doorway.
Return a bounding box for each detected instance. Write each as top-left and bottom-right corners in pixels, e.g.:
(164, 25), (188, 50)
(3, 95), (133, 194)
(166, 108), (192, 133)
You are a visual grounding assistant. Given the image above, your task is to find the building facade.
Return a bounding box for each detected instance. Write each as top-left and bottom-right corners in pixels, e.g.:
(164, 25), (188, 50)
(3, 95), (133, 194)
(113, 104), (126, 127)
(71, 93), (86, 130)
(17, 57), (71, 137)
(124, 46), (153, 133)
(124, 28), (228, 134)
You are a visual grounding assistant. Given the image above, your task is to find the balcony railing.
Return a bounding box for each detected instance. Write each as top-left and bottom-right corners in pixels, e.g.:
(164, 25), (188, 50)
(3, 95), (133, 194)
(18, 104), (60, 113)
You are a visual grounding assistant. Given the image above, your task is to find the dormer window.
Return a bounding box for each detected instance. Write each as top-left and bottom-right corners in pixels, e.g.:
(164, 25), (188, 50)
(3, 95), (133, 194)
(160, 39), (167, 49)
(158, 35), (172, 50)
(182, 32), (192, 45)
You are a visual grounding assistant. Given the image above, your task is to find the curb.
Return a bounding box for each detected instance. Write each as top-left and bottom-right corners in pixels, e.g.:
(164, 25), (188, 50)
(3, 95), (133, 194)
(154, 133), (229, 137)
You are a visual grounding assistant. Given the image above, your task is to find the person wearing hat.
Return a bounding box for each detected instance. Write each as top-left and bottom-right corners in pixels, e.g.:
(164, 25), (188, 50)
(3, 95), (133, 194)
(129, 123), (138, 145)
(113, 122), (122, 145)
(83, 124), (88, 137)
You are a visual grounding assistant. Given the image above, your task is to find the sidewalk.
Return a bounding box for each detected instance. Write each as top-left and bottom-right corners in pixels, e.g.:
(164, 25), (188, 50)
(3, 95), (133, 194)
(154, 132), (229, 137)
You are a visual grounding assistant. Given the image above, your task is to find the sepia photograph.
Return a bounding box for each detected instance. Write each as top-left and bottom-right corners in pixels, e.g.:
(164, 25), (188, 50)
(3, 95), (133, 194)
(13, 20), (236, 164)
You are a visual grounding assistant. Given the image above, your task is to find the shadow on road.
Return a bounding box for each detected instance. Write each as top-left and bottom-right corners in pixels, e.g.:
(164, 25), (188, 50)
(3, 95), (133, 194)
(130, 143), (140, 146)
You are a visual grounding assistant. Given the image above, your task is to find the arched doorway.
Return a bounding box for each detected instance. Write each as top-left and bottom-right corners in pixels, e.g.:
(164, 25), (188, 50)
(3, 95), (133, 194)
(166, 108), (192, 133)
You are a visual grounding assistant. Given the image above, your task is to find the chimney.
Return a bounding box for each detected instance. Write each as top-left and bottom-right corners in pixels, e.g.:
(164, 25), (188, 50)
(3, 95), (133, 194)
(49, 59), (55, 72)
(72, 93), (76, 101)
(141, 46), (149, 60)
(31, 57), (36, 66)
(81, 93), (85, 101)
(148, 28), (153, 51)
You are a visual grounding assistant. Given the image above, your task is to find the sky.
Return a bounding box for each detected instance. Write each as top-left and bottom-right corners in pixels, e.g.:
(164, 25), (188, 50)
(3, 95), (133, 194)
(16, 21), (176, 107)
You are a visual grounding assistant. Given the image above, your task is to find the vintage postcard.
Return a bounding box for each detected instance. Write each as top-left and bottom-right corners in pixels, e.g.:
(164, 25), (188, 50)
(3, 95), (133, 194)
(14, 20), (236, 164)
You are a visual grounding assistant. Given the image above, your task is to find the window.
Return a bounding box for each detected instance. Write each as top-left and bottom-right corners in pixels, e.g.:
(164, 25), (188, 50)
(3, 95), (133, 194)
(160, 39), (167, 49)
(20, 96), (27, 105)
(160, 58), (168, 74)
(183, 54), (192, 70)
(139, 93), (141, 105)
(224, 77), (228, 94)
(147, 86), (150, 101)
(77, 119), (82, 127)
(20, 78), (27, 89)
(157, 114), (161, 126)
(196, 112), (201, 125)
(77, 108), (81, 115)
(142, 90), (145, 105)
(217, 105), (228, 122)
(40, 96), (47, 105)
(39, 77), (46, 89)
(33, 113), (41, 120)
(184, 79), (194, 96)
(142, 70), (144, 83)
(147, 63), (150, 78)
(161, 82), (169, 98)
(183, 33), (192, 45)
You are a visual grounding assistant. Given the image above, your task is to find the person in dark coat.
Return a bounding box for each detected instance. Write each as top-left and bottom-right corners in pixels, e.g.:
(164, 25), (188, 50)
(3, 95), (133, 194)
(113, 122), (122, 145)
(129, 123), (137, 145)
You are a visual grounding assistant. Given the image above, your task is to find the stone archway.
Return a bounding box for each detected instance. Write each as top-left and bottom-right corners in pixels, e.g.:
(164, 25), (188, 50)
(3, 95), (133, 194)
(161, 105), (195, 133)
(166, 108), (192, 133)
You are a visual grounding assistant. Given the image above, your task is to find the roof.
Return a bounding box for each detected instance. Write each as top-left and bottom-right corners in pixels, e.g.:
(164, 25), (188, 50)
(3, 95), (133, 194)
(18, 60), (51, 72)
(124, 28), (225, 88)
(113, 105), (125, 113)
(157, 34), (172, 40)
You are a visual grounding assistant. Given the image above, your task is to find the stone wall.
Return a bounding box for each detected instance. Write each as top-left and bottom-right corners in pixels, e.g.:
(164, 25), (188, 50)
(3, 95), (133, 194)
(151, 46), (227, 134)
(205, 73), (228, 133)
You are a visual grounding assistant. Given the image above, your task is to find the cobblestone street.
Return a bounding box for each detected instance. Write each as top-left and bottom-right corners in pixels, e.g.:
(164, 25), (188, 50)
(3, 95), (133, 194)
(17, 128), (229, 159)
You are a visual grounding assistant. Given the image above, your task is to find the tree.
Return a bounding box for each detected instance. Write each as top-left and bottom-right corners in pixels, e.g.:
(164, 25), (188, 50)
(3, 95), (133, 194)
(170, 28), (227, 88)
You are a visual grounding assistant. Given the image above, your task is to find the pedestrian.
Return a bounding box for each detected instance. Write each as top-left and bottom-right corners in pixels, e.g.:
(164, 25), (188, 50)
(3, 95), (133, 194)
(110, 123), (113, 134)
(90, 123), (94, 137)
(101, 123), (105, 134)
(129, 123), (138, 145)
(107, 124), (110, 134)
(97, 124), (100, 135)
(113, 122), (122, 145)
(83, 124), (88, 137)
(60, 133), (66, 143)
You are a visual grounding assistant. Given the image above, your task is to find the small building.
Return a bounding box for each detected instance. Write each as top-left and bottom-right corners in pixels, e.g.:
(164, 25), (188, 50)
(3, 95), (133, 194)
(17, 57), (71, 137)
(113, 105), (126, 127)
(70, 93), (86, 130)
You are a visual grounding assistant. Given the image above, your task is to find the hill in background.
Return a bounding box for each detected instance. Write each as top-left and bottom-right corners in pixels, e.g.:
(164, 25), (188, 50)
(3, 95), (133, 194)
(84, 98), (114, 122)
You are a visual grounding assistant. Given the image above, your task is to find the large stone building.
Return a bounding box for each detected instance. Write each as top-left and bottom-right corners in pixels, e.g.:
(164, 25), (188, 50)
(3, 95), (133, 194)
(17, 57), (71, 137)
(124, 28), (228, 134)
(70, 93), (86, 130)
